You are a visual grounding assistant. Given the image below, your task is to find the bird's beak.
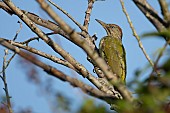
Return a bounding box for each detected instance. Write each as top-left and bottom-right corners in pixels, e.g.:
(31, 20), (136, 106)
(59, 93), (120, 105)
(95, 19), (107, 29)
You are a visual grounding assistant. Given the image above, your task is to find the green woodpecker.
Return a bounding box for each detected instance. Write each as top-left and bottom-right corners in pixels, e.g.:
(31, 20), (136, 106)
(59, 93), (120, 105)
(96, 19), (126, 82)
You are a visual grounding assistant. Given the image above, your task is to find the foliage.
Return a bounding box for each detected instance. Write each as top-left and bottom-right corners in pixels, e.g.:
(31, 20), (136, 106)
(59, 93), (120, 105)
(77, 99), (112, 113)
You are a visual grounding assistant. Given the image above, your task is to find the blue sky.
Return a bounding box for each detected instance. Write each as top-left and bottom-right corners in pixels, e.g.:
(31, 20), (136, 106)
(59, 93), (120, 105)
(0, 0), (168, 112)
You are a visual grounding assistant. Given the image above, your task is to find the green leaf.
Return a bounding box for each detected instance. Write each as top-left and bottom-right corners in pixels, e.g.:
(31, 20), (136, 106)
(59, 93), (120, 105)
(142, 30), (170, 40)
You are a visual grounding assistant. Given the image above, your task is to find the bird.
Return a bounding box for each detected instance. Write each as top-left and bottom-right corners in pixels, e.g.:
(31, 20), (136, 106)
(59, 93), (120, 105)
(95, 19), (126, 83)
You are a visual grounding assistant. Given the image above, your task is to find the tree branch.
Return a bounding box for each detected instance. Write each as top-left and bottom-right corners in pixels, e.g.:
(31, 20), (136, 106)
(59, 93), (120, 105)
(133, 0), (167, 31)
(8, 40), (77, 71)
(0, 38), (118, 102)
(0, 49), (13, 113)
(0, 1), (68, 39)
(158, 0), (170, 26)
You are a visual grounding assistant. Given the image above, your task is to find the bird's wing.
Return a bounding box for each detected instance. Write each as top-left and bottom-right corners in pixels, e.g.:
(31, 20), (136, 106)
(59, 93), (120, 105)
(99, 36), (126, 81)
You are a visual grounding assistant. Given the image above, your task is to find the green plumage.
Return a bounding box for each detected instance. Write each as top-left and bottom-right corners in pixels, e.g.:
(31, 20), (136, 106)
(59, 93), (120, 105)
(99, 36), (126, 82)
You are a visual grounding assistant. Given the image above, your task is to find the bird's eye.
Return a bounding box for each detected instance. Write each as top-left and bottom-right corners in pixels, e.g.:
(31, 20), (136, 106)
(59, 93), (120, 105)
(111, 26), (115, 28)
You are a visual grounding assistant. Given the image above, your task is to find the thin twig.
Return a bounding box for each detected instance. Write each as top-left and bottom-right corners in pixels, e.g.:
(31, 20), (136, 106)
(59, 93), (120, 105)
(151, 40), (170, 76)
(82, 0), (97, 53)
(13, 21), (22, 41)
(0, 52), (16, 74)
(48, 0), (86, 32)
(5, 53), (16, 70)
(21, 37), (39, 45)
(21, 32), (55, 45)
(83, 0), (95, 32)
(0, 49), (13, 113)
(120, 0), (155, 70)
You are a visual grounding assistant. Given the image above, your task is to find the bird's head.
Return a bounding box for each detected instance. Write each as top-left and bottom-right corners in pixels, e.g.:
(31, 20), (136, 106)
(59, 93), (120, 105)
(95, 19), (122, 40)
